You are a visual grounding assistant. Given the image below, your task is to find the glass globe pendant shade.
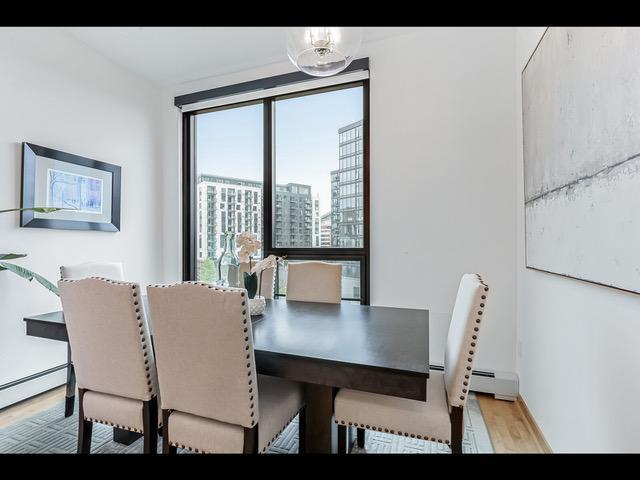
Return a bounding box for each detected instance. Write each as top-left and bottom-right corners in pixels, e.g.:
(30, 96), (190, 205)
(286, 27), (363, 77)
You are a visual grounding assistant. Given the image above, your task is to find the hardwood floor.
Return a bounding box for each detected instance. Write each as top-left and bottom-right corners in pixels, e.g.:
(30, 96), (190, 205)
(0, 387), (551, 453)
(0, 386), (66, 429)
(476, 393), (552, 453)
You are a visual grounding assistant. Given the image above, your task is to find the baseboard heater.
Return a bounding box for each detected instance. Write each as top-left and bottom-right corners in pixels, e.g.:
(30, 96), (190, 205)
(0, 363), (67, 393)
(1, 363), (518, 408)
(429, 364), (518, 401)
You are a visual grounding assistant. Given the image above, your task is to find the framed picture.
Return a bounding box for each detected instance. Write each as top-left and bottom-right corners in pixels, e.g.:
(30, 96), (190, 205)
(21, 142), (121, 232)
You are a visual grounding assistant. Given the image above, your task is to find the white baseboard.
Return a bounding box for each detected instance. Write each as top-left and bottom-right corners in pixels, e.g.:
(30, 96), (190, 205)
(430, 365), (518, 401)
(470, 370), (519, 401)
(0, 370), (66, 410)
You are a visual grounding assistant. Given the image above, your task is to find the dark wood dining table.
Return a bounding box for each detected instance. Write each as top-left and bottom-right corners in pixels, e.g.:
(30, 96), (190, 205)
(24, 298), (429, 453)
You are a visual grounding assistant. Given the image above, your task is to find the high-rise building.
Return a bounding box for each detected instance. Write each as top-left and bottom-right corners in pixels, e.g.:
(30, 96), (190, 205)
(196, 175), (263, 264)
(197, 176), (320, 274)
(274, 183), (320, 248)
(320, 212), (332, 247)
(331, 120), (364, 247)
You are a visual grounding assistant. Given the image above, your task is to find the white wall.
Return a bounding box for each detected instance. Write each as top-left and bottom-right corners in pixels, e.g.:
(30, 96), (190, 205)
(516, 27), (640, 452)
(161, 28), (518, 375)
(0, 28), (163, 408)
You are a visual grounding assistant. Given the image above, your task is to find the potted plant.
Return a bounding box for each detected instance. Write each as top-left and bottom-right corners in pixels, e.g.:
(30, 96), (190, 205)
(0, 207), (63, 296)
(236, 232), (283, 316)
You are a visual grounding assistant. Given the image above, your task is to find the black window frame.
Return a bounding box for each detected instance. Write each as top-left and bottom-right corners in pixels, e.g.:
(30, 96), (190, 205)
(181, 72), (370, 305)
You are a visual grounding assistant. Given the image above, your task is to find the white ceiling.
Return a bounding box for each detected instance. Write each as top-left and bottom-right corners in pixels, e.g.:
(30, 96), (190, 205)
(63, 27), (421, 87)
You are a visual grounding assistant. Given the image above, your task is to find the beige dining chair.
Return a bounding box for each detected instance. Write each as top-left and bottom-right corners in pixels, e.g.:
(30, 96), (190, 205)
(240, 262), (275, 299)
(58, 277), (159, 454)
(333, 273), (489, 454)
(147, 282), (306, 454)
(59, 261), (125, 417)
(60, 261), (124, 281)
(286, 261), (342, 304)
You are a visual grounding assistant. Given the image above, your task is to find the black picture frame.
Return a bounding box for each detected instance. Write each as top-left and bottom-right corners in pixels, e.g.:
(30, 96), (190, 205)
(20, 142), (121, 232)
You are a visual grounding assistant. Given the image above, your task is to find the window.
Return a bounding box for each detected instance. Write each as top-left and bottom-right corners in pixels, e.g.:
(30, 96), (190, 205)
(183, 79), (369, 303)
(192, 101), (263, 282)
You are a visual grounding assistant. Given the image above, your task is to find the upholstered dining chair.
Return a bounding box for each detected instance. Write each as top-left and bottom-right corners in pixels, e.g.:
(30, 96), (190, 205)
(285, 261), (342, 304)
(58, 277), (159, 454)
(60, 261), (124, 281)
(147, 282), (306, 454)
(239, 262), (275, 299)
(333, 273), (489, 454)
(59, 261), (125, 417)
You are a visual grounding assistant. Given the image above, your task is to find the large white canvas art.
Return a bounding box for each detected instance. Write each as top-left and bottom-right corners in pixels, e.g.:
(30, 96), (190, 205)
(523, 27), (640, 293)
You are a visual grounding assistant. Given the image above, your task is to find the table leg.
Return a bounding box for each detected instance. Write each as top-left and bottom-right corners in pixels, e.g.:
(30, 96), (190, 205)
(64, 344), (76, 418)
(113, 428), (142, 445)
(303, 383), (338, 453)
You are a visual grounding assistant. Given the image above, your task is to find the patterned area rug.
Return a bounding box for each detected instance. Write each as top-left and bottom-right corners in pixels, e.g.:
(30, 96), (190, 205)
(0, 393), (493, 454)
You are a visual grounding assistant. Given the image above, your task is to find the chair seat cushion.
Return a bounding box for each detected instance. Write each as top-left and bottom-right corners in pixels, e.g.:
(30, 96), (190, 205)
(169, 411), (244, 453)
(168, 375), (304, 453)
(334, 371), (452, 444)
(83, 391), (144, 432)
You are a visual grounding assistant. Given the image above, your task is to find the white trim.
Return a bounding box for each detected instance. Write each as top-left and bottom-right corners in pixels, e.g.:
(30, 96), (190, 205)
(0, 370), (66, 410)
(180, 70), (370, 113)
(470, 371), (519, 401)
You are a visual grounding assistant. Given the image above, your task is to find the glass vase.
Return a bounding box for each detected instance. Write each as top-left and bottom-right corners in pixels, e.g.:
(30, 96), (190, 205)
(217, 231), (240, 287)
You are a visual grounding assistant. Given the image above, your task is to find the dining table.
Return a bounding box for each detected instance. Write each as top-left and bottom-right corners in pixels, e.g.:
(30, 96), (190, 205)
(23, 297), (429, 453)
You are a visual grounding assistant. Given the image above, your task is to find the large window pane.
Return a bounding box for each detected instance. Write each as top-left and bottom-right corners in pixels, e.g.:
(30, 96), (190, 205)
(273, 86), (364, 248)
(275, 259), (361, 301)
(195, 103), (263, 282)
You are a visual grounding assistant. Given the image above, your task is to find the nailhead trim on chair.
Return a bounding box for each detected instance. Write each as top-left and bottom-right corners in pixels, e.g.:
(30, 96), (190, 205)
(333, 274), (490, 446)
(169, 441), (210, 454)
(260, 407), (305, 453)
(333, 418), (451, 445)
(456, 274), (488, 405)
(61, 277), (159, 431)
(84, 416), (143, 433)
(149, 281), (257, 451)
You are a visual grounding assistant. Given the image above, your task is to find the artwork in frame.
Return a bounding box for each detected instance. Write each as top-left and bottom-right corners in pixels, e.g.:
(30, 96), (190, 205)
(522, 27), (640, 294)
(21, 143), (121, 232)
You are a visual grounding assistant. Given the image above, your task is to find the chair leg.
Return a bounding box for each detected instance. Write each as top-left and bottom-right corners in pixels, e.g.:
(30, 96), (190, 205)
(161, 409), (176, 454)
(65, 344), (76, 418)
(142, 397), (158, 455)
(357, 427), (366, 448)
(450, 406), (464, 454)
(243, 425), (259, 454)
(298, 407), (306, 454)
(337, 424), (348, 454)
(77, 388), (92, 454)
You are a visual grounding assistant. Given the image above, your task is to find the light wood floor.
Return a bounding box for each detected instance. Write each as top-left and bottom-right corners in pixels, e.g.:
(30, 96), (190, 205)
(476, 393), (552, 453)
(0, 387), (551, 453)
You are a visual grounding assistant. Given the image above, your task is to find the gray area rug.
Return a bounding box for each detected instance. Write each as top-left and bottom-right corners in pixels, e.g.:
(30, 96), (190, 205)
(0, 393), (493, 454)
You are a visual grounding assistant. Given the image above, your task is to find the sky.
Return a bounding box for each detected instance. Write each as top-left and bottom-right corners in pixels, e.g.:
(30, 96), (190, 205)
(196, 86), (363, 216)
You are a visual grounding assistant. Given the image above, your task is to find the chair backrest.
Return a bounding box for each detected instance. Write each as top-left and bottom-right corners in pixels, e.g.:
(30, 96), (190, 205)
(239, 262), (275, 299)
(60, 261), (124, 281)
(58, 277), (157, 401)
(286, 261), (342, 304)
(146, 282), (258, 429)
(443, 274), (489, 409)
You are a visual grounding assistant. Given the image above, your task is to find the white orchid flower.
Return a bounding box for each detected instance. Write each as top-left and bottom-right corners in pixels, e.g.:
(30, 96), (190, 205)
(250, 254), (282, 274)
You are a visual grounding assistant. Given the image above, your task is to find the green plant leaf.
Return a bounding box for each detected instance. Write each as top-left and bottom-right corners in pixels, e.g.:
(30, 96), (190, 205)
(0, 253), (27, 260)
(0, 207), (69, 214)
(0, 261), (59, 296)
(0, 253), (28, 260)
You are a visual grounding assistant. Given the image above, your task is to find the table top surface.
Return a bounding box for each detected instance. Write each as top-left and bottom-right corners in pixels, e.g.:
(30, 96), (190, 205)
(24, 298), (429, 376)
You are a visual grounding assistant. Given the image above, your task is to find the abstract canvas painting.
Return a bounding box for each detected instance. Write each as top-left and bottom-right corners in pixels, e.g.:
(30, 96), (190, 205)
(522, 27), (640, 293)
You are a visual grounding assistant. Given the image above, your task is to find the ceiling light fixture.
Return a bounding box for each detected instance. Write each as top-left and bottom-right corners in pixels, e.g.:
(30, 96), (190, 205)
(286, 27), (363, 77)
